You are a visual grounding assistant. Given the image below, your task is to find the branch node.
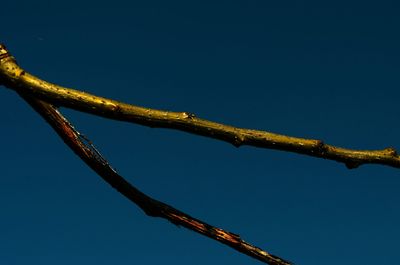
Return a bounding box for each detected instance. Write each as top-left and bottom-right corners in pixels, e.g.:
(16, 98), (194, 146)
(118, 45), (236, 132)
(233, 135), (245, 147)
(313, 140), (326, 155)
(345, 161), (360, 169)
(182, 111), (196, 119)
(384, 147), (398, 157)
(113, 104), (122, 114)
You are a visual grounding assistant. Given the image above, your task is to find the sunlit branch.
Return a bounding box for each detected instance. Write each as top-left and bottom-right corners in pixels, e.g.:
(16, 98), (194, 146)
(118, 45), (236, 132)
(0, 44), (399, 170)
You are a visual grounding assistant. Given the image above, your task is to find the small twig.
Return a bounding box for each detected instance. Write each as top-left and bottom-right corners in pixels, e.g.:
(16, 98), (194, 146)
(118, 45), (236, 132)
(19, 93), (292, 265)
(0, 44), (398, 169)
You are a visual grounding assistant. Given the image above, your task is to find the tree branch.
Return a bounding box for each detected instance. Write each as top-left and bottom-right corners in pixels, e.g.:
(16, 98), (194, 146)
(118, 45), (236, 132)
(18, 92), (292, 265)
(0, 44), (399, 169)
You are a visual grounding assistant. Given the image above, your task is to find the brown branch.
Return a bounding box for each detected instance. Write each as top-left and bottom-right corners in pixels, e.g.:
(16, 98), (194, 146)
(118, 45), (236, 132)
(18, 92), (292, 265)
(0, 44), (399, 169)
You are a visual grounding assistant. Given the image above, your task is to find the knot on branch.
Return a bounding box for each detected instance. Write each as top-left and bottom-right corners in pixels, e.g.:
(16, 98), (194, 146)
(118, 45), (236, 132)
(182, 111), (196, 119)
(312, 140), (327, 155)
(384, 147), (398, 157)
(233, 134), (245, 147)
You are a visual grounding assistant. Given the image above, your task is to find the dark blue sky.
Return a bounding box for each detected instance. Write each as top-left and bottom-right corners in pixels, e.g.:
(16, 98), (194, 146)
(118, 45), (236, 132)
(1, 1), (400, 264)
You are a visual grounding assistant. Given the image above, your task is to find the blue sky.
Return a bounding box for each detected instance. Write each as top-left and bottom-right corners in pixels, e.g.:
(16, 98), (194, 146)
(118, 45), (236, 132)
(1, 1), (400, 264)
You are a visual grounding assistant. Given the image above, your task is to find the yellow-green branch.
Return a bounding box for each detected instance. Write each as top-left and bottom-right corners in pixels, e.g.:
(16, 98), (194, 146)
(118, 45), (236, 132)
(0, 44), (399, 169)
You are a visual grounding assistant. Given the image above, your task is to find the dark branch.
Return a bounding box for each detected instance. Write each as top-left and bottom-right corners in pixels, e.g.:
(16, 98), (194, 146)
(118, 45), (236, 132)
(19, 92), (292, 265)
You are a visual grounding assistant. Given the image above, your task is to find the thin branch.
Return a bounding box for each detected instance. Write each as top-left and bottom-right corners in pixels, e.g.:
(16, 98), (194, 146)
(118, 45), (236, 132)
(0, 44), (399, 170)
(19, 92), (292, 265)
